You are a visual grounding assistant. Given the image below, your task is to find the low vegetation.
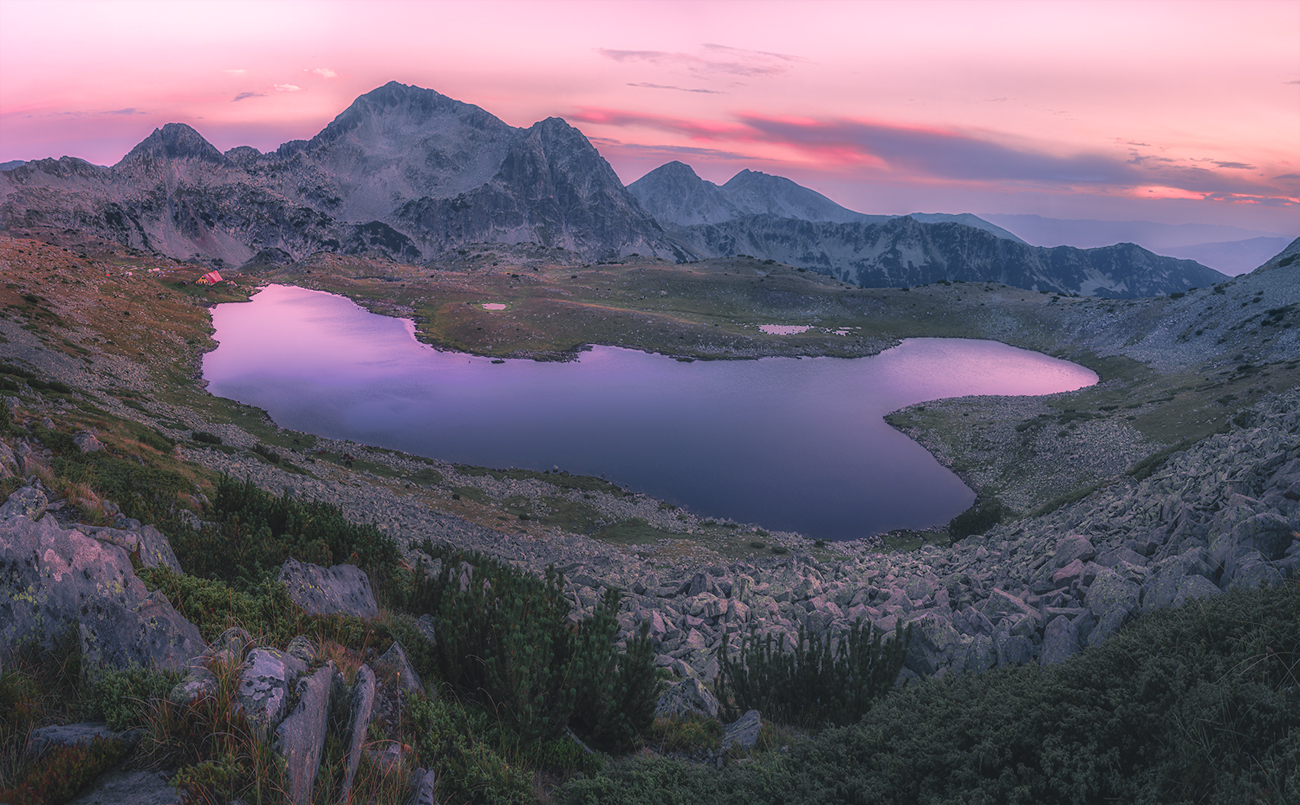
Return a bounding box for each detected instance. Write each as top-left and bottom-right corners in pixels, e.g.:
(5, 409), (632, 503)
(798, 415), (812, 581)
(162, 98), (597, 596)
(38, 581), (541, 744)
(562, 582), (1300, 805)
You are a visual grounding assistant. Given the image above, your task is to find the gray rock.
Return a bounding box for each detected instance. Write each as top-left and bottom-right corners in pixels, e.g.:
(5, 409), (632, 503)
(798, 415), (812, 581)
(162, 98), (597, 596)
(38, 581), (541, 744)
(278, 558), (379, 619)
(28, 722), (119, 759)
(374, 640), (424, 695)
(903, 610), (961, 676)
(286, 634), (318, 665)
(0, 485), (47, 520)
(66, 768), (178, 805)
(1225, 559), (1283, 592)
(721, 709), (762, 752)
(73, 431), (105, 453)
(1230, 513), (1296, 561)
(1170, 574), (1219, 609)
(169, 665), (219, 705)
(81, 524), (182, 574)
(238, 648), (306, 734)
(1142, 547), (1214, 611)
(994, 632), (1034, 666)
(2, 512), (208, 675)
(979, 588), (1037, 621)
(963, 633), (997, 673)
(1053, 535), (1097, 569)
(341, 665), (376, 801)
(407, 768), (438, 805)
(1039, 615), (1081, 666)
(1085, 568), (1141, 619)
(414, 613), (438, 646)
(275, 661), (337, 805)
(1087, 604), (1133, 647)
(655, 677), (719, 720)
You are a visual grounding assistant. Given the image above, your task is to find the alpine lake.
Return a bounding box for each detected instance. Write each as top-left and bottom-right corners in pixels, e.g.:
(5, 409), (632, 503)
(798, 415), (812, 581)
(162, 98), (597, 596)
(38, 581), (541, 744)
(204, 284), (1098, 541)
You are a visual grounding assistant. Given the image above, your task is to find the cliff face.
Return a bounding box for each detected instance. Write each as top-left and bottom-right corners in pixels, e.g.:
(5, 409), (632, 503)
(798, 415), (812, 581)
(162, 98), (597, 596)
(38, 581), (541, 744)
(0, 83), (676, 265)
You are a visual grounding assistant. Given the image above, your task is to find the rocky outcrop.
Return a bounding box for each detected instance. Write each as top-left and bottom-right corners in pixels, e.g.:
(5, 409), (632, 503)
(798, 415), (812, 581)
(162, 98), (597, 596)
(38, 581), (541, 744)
(0, 498), (205, 674)
(278, 557), (380, 619)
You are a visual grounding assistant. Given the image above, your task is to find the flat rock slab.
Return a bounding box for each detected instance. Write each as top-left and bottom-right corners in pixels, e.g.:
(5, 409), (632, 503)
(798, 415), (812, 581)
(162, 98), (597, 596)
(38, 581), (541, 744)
(278, 557), (378, 619)
(238, 647), (307, 734)
(721, 709), (762, 752)
(275, 661), (337, 805)
(66, 768), (178, 805)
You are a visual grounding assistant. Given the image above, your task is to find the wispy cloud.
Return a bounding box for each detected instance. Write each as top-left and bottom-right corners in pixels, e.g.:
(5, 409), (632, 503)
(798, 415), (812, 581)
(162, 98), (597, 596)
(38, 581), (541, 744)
(106, 108), (144, 115)
(273, 84), (301, 92)
(627, 82), (721, 94)
(597, 43), (804, 79)
(232, 92), (265, 102)
(309, 67), (337, 79)
(573, 107), (1296, 204)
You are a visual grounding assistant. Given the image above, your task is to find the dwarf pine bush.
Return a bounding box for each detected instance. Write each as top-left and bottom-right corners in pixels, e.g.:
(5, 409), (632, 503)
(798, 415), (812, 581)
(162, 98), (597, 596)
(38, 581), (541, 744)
(717, 619), (910, 728)
(406, 545), (662, 749)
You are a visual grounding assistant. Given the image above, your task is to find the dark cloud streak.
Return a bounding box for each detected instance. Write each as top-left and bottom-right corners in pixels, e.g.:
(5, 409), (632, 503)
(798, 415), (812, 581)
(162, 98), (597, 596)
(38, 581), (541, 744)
(627, 82), (721, 94)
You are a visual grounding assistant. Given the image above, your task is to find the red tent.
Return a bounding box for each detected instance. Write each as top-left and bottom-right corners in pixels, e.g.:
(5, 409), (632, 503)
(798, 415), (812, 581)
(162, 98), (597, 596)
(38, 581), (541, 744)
(195, 270), (223, 286)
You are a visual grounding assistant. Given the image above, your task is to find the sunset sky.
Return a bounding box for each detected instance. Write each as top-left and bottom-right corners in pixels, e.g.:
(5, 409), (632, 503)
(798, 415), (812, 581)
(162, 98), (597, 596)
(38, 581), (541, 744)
(1, 0), (1296, 233)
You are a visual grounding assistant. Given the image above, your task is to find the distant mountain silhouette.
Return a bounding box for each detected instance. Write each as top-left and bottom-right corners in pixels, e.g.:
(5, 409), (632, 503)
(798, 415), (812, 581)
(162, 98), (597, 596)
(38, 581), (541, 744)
(0, 82), (1226, 297)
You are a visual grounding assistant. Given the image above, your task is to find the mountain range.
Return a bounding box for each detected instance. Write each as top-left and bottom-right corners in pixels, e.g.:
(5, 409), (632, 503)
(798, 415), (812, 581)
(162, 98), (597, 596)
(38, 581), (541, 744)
(0, 81), (1232, 298)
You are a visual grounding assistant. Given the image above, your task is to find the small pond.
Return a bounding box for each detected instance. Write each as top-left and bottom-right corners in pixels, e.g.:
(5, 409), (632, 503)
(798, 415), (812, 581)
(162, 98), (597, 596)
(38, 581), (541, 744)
(204, 285), (1097, 540)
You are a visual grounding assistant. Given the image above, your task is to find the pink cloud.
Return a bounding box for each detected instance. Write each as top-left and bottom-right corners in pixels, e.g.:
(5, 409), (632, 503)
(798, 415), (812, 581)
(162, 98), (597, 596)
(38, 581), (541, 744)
(575, 106), (1297, 206)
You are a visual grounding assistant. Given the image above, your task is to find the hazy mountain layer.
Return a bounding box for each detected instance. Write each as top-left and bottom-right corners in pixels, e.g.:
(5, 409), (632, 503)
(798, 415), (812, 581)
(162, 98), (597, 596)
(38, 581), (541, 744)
(628, 161), (1025, 242)
(669, 215), (1228, 299)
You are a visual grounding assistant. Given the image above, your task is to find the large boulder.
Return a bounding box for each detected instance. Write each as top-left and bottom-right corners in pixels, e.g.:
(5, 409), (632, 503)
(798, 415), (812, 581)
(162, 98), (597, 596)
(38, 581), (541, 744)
(1053, 535), (1097, 569)
(1039, 615), (1081, 666)
(0, 512), (205, 673)
(0, 485), (47, 520)
(903, 610), (961, 676)
(1230, 513), (1296, 561)
(721, 710), (763, 752)
(1084, 568), (1141, 619)
(655, 677), (719, 720)
(278, 558), (379, 619)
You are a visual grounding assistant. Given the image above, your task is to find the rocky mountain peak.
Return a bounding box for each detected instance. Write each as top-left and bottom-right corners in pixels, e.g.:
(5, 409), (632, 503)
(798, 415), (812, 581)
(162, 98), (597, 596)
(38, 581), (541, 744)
(310, 81), (509, 149)
(119, 123), (225, 166)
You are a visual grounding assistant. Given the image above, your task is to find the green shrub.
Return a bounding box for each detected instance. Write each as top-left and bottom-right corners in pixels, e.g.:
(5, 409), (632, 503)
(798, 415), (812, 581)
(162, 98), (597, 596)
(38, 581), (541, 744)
(717, 619), (909, 728)
(167, 476), (400, 591)
(85, 665), (178, 731)
(948, 496), (1005, 539)
(561, 583), (1300, 805)
(406, 546), (661, 748)
(409, 696), (532, 805)
(191, 431), (223, 445)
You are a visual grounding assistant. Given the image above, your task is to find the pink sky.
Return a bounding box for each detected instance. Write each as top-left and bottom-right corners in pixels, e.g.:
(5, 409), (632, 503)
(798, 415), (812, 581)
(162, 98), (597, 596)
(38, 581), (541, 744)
(1, 0), (1296, 232)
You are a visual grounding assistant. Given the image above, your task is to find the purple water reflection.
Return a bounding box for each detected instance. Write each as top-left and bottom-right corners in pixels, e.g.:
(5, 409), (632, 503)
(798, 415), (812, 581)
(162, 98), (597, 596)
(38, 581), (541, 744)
(204, 285), (1097, 540)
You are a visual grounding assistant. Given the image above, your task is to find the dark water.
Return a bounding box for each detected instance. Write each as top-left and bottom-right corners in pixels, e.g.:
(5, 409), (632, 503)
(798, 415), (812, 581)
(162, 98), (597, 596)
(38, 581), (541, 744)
(204, 285), (1097, 540)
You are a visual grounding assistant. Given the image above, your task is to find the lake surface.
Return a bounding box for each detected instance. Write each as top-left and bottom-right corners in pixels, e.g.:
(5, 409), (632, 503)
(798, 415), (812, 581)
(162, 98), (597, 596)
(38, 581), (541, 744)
(204, 285), (1097, 540)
